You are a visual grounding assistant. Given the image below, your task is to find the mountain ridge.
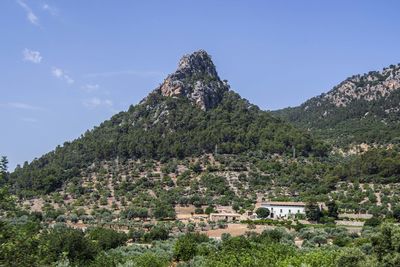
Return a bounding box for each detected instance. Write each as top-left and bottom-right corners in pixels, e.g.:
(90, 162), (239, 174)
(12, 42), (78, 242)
(274, 63), (400, 146)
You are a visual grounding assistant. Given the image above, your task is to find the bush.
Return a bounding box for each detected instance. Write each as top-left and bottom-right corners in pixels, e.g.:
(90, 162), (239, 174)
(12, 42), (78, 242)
(255, 207), (270, 219)
(153, 204), (176, 220)
(70, 214), (79, 223)
(205, 206), (215, 215)
(364, 216), (381, 228)
(194, 208), (204, 214)
(129, 228), (145, 242)
(174, 233), (209, 261)
(336, 248), (366, 267)
(56, 215), (66, 223)
(305, 202), (323, 222)
(143, 224), (170, 242)
(39, 226), (97, 265)
(87, 227), (128, 250)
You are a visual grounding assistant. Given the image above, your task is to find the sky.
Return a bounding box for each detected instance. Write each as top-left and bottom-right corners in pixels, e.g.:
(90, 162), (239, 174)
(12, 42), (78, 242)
(1, 0), (400, 170)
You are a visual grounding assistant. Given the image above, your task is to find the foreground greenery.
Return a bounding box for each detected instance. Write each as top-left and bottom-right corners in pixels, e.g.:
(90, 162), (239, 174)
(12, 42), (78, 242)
(0, 161), (398, 267)
(1, 155), (397, 266)
(2, 209), (400, 267)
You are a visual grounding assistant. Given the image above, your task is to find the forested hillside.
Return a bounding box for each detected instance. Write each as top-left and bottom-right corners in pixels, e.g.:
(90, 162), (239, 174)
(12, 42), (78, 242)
(10, 50), (327, 196)
(275, 64), (400, 146)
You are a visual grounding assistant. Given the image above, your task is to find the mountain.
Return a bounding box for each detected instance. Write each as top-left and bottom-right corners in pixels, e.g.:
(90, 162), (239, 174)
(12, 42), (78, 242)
(157, 49), (228, 110)
(275, 64), (400, 146)
(11, 50), (327, 196)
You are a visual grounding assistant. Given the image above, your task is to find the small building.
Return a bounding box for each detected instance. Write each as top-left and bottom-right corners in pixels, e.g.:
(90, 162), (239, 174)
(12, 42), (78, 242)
(209, 212), (242, 222)
(260, 201), (306, 219)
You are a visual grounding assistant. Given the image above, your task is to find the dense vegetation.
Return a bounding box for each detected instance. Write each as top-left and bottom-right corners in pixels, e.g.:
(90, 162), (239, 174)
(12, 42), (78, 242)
(10, 90), (328, 196)
(335, 146), (400, 184)
(275, 64), (400, 146)
(3, 205), (400, 267)
(4, 54), (400, 266)
(5, 145), (400, 227)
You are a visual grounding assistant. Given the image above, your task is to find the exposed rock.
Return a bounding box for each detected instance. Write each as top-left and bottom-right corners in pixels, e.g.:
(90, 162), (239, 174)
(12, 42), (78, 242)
(322, 64), (400, 107)
(157, 50), (229, 110)
(273, 62), (400, 146)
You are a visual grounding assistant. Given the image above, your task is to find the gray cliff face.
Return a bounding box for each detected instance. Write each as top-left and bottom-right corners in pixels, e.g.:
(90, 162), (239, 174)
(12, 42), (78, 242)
(158, 50), (229, 110)
(308, 64), (400, 109)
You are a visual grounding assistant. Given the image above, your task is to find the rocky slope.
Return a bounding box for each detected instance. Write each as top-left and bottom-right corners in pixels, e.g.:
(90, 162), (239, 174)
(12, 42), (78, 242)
(323, 64), (400, 108)
(157, 49), (229, 110)
(275, 64), (400, 146)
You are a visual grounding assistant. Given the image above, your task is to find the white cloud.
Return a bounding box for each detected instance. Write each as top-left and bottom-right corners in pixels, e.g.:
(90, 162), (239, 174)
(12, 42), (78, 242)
(51, 67), (74, 84)
(83, 97), (113, 109)
(42, 3), (58, 16)
(0, 102), (44, 111)
(51, 67), (63, 78)
(16, 0), (39, 25)
(81, 84), (99, 92)
(23, 48), (42, 64)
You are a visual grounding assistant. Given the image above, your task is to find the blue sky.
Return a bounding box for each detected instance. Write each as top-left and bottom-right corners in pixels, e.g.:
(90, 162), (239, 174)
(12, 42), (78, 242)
(1, 0), (400, 170)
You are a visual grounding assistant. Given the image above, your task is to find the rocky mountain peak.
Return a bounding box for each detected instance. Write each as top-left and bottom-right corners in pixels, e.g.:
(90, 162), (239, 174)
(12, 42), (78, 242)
(157, 50), (229, 110)
(177, 49), (219, 78)
(321, 63), (400, 108)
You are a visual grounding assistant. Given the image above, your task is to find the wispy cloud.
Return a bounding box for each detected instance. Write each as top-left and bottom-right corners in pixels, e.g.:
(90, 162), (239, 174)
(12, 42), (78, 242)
(81, 84), (100, 93)
(16, 0), (39, 26)
(84, 70), (164, 78)
(42, 3), (58, 16)
(23, 48), (42, 64)
(52, 67), (74, 84)
(1, 102), (44, 111)
(83, 97), (113, 109)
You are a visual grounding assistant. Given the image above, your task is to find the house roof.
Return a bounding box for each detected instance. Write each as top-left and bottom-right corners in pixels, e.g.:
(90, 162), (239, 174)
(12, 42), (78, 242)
(261, 201), (306, 207)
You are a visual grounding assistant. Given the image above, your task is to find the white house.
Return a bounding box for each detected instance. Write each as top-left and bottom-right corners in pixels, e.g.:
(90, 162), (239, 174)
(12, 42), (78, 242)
(260, 201), (306, 219)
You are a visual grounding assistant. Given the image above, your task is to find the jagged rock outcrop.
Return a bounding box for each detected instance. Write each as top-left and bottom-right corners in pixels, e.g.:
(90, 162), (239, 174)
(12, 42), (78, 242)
(318, 64), (400, 108)
(157, 50), (229, 110)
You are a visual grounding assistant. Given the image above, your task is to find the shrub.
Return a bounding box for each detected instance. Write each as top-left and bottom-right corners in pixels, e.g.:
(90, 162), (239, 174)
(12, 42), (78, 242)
(255, 207), (270, 219)
(87, 227), (128, 250)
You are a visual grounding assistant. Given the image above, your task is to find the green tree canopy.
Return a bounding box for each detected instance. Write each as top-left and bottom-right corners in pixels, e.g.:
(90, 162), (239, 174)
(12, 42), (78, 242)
(256, 207), (270, 219)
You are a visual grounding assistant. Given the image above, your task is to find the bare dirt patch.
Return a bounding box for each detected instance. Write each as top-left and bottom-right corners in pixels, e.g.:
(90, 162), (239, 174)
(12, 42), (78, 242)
(203, 223), (272, 239)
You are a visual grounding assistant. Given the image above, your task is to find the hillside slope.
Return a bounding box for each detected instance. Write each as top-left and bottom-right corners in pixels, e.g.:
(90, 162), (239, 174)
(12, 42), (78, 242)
(11, 50), (327, 196)
(275, 64), (400, 146)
